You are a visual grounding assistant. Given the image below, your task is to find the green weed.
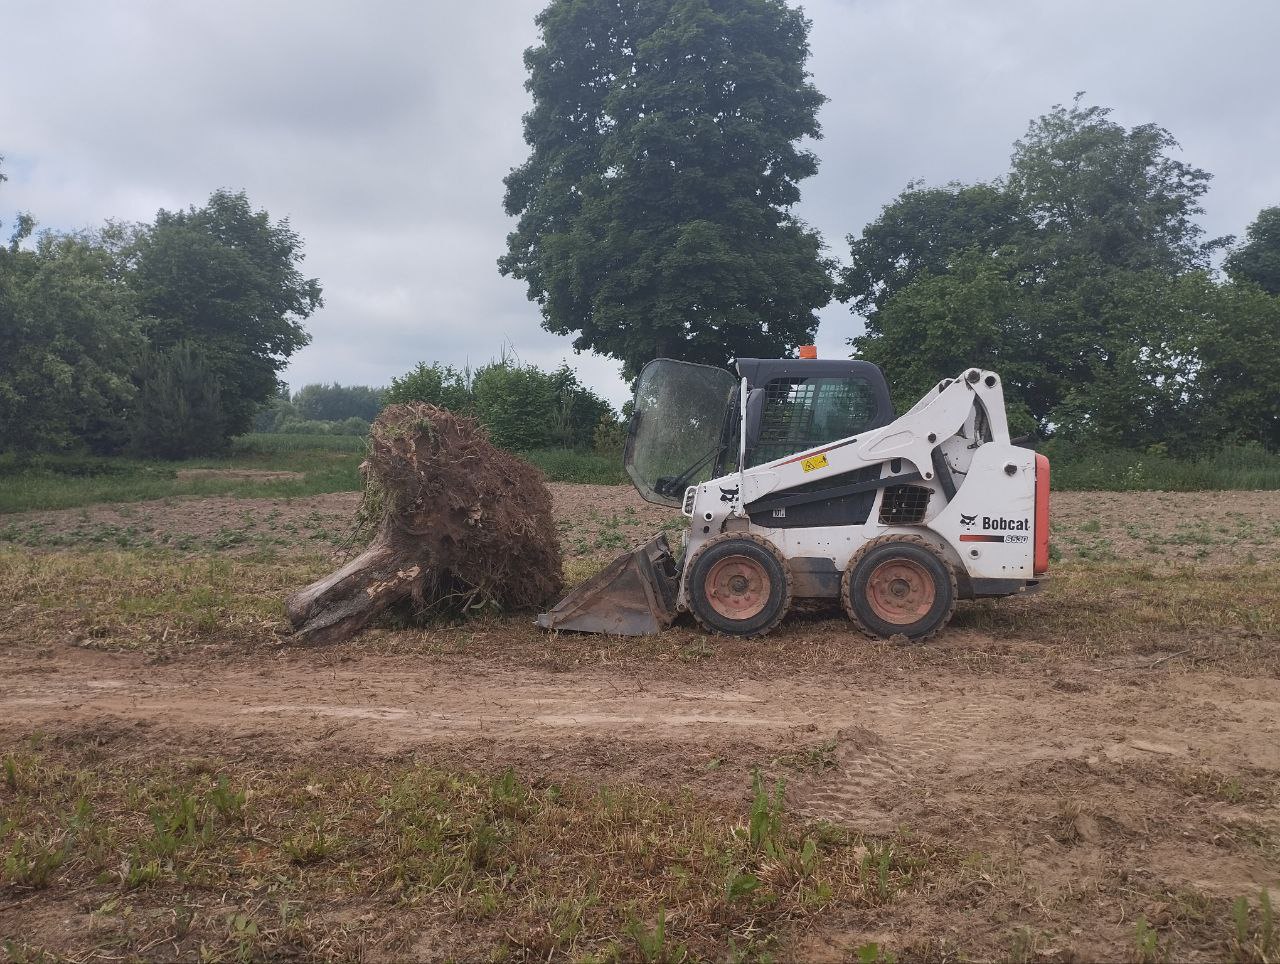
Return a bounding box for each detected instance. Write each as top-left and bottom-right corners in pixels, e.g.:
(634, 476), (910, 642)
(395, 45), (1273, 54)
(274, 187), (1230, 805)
(4, 832), (68, 888)
(1133, 915), (1161, 962)
(1232, 890), (1276, 962)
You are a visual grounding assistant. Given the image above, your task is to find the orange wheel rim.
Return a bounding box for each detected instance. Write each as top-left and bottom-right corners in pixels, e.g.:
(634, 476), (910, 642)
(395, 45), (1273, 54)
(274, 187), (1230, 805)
(704, 555), (770, 620)
(865, 559), (935, 625)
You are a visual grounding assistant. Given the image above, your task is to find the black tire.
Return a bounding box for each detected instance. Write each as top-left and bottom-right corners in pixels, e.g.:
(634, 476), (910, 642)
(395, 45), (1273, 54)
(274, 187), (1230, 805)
(685, 533), (792, 637)
(842, 535), (957, 642)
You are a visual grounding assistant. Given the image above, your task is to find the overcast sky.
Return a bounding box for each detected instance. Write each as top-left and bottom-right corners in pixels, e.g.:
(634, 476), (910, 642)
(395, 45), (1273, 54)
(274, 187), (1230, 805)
(3, 0), (1278, 407)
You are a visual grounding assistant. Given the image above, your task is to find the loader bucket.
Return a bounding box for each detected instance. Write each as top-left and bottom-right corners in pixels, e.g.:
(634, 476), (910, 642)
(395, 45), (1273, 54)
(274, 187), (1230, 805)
(537, 533), (680, 636)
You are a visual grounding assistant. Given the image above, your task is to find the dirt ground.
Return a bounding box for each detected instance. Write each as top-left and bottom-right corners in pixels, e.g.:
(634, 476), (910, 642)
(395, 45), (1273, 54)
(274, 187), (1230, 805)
(3, 485), (1279, 960)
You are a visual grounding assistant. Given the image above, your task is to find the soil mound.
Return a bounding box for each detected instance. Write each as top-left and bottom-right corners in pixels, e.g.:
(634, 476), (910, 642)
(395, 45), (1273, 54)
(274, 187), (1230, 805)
(284, 403), (563, 643)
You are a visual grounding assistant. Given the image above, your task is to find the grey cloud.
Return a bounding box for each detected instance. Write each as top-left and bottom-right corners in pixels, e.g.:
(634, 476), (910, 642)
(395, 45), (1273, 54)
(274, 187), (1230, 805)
(3, 0), (1277, 408)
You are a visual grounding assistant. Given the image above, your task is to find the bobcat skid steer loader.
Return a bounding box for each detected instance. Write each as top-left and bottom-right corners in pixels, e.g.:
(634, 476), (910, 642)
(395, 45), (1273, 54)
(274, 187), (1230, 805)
(537, 351), (1050, 641)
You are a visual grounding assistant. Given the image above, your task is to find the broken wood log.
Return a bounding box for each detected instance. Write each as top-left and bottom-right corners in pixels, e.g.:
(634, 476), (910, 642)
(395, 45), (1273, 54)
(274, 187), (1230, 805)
(285, 403), (564, 644)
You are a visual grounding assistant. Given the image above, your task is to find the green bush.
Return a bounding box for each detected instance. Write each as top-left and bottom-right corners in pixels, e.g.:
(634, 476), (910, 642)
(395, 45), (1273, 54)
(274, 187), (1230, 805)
(593, 414), (628, 455)
(384, 355), (614, 451)
(129, 341), (227, 459)
(383, 362), (473, 412)
(473, 363), (560, 449)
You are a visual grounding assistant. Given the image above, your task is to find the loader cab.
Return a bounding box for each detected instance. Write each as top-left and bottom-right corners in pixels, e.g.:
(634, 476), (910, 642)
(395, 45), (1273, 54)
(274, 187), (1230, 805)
(625, 356), (895, 507)
(736, 358), (895, 468)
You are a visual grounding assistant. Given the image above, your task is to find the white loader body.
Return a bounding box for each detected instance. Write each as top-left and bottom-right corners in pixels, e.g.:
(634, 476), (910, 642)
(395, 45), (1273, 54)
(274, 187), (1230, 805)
(538, 358), (1049, 640)
(678, 368), (1038, 607)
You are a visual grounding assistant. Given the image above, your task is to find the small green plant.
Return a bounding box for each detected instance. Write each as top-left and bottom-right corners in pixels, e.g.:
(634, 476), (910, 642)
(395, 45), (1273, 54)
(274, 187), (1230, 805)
(861, 842), (896, 903)
(4, 833), (68, 888)
(3, 756), (16, 792)
(490, 766), (528, 818)
(282, 824), (336, 865)
(747, 770), (785, 857)
(1232, 890), (1276, 963)
(1133, 915), (1160, 962)
(799, 836), (819, 876)
(230, 911), (261, 963)
(466, 820), (498, 870)
(122, 851), (162, 888)
(725, 868), (761, 902)
(855, 942), (897, 964)
(208, 774), (246, 821)
(145, 791), (210, 857)
(630, 907), (685, 963)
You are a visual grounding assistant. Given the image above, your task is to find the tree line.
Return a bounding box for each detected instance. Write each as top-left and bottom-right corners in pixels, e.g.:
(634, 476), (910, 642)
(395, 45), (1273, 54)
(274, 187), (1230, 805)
(503, 0), (1280, 455)
(256, 357), (617, 452)
(840, 100), (1280, 455)
(0, 177), (320, 458)
(7, 0), (1280, 462)
(0, 163), (616, 459)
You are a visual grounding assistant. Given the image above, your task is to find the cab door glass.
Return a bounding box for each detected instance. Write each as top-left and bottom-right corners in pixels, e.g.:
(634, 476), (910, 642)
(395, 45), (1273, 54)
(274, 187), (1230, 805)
(749, 376), (878, 467)
(625, 359), (738, 507)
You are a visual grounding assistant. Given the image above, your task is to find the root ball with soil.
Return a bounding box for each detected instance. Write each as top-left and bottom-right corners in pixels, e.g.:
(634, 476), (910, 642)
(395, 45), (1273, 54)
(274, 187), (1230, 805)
(285, 403), (564, 643)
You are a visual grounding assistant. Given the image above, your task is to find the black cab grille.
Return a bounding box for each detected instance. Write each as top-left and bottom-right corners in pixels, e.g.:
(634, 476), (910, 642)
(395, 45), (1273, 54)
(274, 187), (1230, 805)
(879, 485), (931, 525)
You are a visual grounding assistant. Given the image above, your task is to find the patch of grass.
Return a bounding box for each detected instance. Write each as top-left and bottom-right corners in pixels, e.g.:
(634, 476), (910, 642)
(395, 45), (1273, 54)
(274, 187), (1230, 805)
(1048, 442), (1280, 491)
(0, 747), (937, 961)
(0, 440), (634, 515)
(518, 447), (628, 485)
(0, 440), (365, 514)
(4, 547), (1280, 678)
(1231, 890), (1277, 963)
(955, 562), (1280, 674)
(0, 547), (325, 653)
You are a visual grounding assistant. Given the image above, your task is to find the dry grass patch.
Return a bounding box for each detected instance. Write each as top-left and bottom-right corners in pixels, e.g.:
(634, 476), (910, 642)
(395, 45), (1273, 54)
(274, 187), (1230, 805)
(2, 549), (1278, 678)
(1, 741), (938, 962)
(0, 548), (330, 654)
(956, 562), (1280, 673)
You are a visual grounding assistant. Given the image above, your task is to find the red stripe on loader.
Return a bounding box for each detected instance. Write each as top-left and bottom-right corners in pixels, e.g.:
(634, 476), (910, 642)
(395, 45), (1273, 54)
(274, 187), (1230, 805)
(1034, 453), (1051, 574)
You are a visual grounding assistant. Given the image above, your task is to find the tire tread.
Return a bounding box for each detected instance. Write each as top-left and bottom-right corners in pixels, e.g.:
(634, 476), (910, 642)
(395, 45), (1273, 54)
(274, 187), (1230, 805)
(686, 532), (793, 638)
(840, 534), (958, 642)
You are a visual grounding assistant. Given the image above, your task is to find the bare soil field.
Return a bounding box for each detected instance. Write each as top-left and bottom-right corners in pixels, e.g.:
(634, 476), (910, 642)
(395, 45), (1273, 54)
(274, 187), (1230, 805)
(2, 485), (1279, 961)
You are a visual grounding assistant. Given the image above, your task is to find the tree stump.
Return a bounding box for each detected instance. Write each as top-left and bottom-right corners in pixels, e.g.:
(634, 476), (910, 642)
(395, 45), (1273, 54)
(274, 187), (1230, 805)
(285, 403), (564, 644)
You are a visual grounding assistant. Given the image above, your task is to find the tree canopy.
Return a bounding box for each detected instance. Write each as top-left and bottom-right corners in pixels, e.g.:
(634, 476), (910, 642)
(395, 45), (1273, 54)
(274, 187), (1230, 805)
(0, 170), (320, 456)
(1225, 206), (1280, 295)
(840, 99), (1280, 454)
(292, 383), (384, 422)
(500, 0), (833, 379)
(0, 229), (142, 453)
(128, 190), (321, 437)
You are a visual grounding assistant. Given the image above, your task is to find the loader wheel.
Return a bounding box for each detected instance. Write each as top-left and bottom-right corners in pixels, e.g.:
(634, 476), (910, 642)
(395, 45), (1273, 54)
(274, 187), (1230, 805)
(842, 535), (957, 642)
(686, 534), (791, 638)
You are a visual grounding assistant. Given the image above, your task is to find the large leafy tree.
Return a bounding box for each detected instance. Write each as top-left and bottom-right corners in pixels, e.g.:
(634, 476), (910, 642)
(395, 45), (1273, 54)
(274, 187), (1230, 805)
(841, 99), (1279, 453)
(837, 182), (1024, 317)
(0, 225), (144, 453)
(500, 0), (833, 378)
(127, 190), (321, 437)
(1224, 206), (1280, 295)
(1006, 98), (1223, 273)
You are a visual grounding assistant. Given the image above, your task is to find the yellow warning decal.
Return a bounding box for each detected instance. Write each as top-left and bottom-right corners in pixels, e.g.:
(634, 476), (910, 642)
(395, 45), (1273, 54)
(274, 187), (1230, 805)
(801, 453), (829, 473)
